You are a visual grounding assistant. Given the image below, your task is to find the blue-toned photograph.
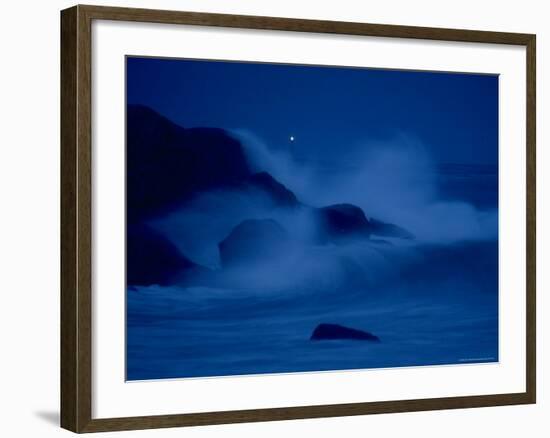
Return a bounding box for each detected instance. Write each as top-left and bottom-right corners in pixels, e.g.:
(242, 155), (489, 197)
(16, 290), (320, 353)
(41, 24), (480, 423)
(126, 56), (499, 381)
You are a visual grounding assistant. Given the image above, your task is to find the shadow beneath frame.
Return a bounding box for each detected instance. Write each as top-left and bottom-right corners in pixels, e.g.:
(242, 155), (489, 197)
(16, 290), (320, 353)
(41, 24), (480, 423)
(34, 410), (59, 427)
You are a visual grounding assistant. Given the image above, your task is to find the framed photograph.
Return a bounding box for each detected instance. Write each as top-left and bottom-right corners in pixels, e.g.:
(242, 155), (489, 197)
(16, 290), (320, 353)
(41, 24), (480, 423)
(60, 5), (536, 433)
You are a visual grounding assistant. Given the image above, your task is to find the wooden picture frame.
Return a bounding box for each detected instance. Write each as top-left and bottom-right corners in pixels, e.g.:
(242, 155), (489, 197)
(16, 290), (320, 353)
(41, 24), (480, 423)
(61, 4), (536, 433)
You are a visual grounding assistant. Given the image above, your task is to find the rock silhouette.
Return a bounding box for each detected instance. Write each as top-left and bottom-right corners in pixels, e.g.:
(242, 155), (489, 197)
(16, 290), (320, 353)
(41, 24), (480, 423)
(127, 104), (251, 222)
(127, 223), (203, 286)
(310, 323), (380, 342)
(244, 172), (299, 207)
(316, 204), (372, 241)
(219, 219), (291, 268)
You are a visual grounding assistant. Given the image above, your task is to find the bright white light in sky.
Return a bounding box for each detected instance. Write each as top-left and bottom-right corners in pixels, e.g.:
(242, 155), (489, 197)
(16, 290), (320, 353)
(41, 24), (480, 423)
(290, 136), (295, 142)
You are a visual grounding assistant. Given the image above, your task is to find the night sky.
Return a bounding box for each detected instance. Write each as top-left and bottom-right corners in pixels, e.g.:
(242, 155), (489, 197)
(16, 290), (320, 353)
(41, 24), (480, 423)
(127, 56), (498, 165)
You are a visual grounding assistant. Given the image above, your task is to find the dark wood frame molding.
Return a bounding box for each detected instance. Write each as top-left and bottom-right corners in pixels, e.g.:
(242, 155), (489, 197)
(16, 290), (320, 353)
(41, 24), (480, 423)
(61, 4), (536, 433)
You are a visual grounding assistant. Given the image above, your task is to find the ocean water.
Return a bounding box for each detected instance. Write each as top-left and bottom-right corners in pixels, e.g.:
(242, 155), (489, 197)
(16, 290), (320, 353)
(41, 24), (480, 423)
(126, 164), (498, 381)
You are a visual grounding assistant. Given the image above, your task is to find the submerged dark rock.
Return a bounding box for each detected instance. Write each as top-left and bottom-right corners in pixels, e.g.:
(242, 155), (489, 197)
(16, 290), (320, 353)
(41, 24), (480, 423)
(127, 223), (202, 286)
(310, 323), (380, 342)
(127, 104), (251, 222)
(218, 219), (291, 268)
